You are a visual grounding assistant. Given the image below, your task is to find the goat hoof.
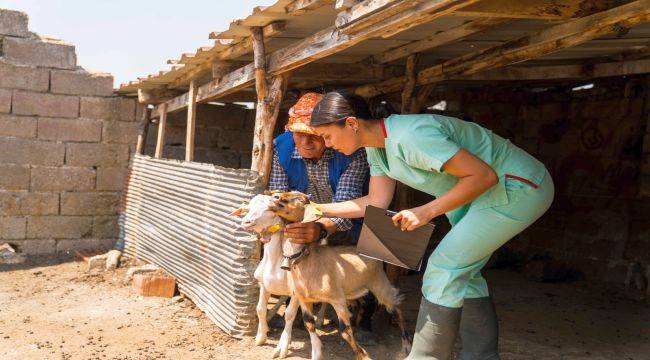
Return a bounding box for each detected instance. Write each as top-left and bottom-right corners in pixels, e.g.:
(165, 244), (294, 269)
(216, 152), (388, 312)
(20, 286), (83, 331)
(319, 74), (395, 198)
(255, 334), (267, 346)
(272, 343), (289, 359)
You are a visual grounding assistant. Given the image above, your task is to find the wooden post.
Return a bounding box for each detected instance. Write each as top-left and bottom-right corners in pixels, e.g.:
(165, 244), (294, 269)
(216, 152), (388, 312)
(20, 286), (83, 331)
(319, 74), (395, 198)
(154, 103), (168, 159)
(401, 53), (418, 114)
(185, 80), (198, 162)
(250, 26), (289, 187)
(135, 106), (151, 155)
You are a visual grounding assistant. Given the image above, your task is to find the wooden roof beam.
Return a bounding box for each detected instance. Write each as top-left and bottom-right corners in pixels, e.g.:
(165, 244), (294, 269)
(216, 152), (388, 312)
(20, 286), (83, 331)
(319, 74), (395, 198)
(355, 0), (650, 97)
(286, 0), (334, 15)
(454, 0), (632, 19)
(152, 0), (478, 117)
(336, 0), (362, 10)
(372, 17), (510, 64)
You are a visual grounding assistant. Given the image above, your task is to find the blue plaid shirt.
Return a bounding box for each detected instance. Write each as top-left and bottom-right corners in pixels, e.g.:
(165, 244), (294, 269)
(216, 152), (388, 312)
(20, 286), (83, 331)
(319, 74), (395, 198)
(269, 147), (368, 231)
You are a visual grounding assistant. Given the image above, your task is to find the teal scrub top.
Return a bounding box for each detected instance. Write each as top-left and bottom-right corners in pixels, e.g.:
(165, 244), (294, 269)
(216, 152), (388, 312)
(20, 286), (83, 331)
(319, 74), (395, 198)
(365, 114), (547, 225)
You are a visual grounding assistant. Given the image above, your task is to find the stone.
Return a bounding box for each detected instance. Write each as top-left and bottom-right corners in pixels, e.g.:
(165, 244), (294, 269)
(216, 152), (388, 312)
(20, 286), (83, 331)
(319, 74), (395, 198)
(0, 9), (29, 37)
(51, 70), (114, 96)
(0, 137), (64, 167)
(96, 167), (128, 191)
(0, 242), (26, 264)
(80, 97), (136, 121)
(0, 62), (50, 91)
(105, 249), (122, 270)
(12, 91), (79, 118)
(0, 164), (30, 190)
(87, 254), (107, 272)
(92, 216), (118, 238)
(0, 192), (59, 216)
(0, 88), (10, 113)
(132, 273), (176, 298)
(37, 118), (102, 142)
(0, 216), (26, 239)
(26, 216), (92, 239)
(102, 121), (138, 144)
(30, 166), (95, 191)
(65, 142), (129, 167)
(125, 264), (159, 281)
(0, 114), (37, 138)
(60, 192), (120, 215)
(2, 37), (76, 69)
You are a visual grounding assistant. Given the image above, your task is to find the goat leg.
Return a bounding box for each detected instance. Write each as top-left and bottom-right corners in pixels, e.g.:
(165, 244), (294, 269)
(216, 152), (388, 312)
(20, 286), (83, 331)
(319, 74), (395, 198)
(299, 301), (324, 360)
(273, 296), (299, 359)
(331, 301), (371, 360)
(255, 286), (271, 346)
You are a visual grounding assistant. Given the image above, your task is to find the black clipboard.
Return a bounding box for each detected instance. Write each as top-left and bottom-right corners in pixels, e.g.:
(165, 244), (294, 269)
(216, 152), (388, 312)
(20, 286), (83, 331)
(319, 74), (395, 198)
(356, 205), (435, 271)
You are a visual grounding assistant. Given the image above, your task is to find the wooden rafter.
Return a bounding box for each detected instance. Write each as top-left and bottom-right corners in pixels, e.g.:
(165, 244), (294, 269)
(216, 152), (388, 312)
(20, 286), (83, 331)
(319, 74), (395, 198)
(372, 17), (509, 64)
(355, 0), (650, 98)
(454, 0), (631, 19)
(151, 0), (477, 117)
(185, 81), (198, 161)
(154, 103), (168, 159)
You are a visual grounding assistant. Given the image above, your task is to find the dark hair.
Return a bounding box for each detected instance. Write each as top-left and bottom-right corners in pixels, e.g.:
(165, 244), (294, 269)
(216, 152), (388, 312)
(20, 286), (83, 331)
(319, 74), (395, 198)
(311, 91), (373, 127)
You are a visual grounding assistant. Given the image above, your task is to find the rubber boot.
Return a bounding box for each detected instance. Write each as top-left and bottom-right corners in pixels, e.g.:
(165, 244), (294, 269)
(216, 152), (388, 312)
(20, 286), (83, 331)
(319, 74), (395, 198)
(457, 297), (500, 360)
(406, 297), (461, 360)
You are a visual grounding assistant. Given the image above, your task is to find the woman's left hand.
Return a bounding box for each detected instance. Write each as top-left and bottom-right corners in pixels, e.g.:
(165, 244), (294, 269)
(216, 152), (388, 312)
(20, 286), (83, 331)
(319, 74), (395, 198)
(392, 204), (436, 231)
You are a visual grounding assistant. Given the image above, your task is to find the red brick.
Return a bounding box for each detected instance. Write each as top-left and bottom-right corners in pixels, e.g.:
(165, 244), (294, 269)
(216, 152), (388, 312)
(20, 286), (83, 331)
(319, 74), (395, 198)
(51, 70), (114, 97)
(0, 63), (50, 91)
(37, 118), (102, 142)
(132, 274), (176, 298)
(0, 114), (37, 138)
(2, 37), (76, 69)
(74, 248), (109, 263)
(12, 91), (79, 118)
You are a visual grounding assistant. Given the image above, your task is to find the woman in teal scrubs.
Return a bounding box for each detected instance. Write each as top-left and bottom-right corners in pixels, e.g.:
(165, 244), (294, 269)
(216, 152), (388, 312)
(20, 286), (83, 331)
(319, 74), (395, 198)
(301, 91), (554, 359)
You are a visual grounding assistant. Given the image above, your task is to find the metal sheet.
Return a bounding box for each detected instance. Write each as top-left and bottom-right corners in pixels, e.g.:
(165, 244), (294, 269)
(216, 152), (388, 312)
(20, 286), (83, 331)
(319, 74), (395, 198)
(116, 154), (262, 337)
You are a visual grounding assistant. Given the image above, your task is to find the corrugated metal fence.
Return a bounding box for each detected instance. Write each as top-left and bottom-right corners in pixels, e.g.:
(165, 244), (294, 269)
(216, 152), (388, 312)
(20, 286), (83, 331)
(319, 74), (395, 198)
(116, 155), (262, 336)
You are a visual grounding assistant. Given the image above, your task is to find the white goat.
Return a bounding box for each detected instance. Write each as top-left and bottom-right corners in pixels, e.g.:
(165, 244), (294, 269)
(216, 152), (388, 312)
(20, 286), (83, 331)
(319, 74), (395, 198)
(232, 193), (411, 360)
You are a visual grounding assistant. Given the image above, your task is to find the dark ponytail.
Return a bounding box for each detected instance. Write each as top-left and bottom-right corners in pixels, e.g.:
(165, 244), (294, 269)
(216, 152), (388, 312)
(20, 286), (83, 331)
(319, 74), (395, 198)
(311, 91), (373, 127)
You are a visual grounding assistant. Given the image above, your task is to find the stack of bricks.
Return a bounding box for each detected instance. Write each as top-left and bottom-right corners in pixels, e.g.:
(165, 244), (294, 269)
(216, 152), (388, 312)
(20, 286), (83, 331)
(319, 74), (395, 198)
(0, 9), (140, 255)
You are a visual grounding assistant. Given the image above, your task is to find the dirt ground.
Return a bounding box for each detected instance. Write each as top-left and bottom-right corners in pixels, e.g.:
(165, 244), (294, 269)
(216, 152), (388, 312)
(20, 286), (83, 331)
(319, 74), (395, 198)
(1, 255), (649, 360)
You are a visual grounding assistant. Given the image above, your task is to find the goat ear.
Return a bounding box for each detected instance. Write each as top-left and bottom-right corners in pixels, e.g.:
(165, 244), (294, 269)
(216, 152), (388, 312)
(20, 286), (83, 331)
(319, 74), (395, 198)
(229, 206), (249, 217)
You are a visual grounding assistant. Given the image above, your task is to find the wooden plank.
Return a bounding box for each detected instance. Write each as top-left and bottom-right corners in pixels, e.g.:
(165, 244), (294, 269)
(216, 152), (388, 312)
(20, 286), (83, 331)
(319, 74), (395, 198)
(138, 88), (182, 104)
(373, 17), (509, 64)
(185, 81), (197, 162)
(356, 0), (650, 97)
(401, 53), (419, 113)
(212, 60), (249, 79)
(152, 0), (477, 116)
(454, 0), (628, 19)
(336, 0), (426, 34)
(135, 107), (151, 155)
(286, 0), (332, 14)
(336, 0), (362, 10)
(154, 103), (168, 159)
(460, 58), (650, 81)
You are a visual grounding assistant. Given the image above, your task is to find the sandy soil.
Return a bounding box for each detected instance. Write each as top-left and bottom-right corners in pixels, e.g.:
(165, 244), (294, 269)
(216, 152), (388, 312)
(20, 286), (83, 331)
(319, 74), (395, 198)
(1, 255), (648, 360)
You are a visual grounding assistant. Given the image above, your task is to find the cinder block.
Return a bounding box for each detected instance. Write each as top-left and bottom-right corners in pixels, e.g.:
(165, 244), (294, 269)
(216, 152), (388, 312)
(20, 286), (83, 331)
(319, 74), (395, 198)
(0, 9), (29, 37)
(0, 137), (65, 166)
(26, 216), (92, 239)
(12, 91), (79, 118)
(0, 192), (59, 216)
(0, 216), (26, 239)
(30, 166), (95, 191)
(132, 273), (176, 298)
(60, 192), (120, 215)
(37, 118), (102, 142)
(56, 238), (116, 253)
(51, 70), (114, 97)
(102, 121), (138, 144)
(65, 142), (129, 167)
(6, 239), (57, 255)
(80, 97), (136, 121)
(0, 164), (30, 190)
(93, 216), (119, 238)
(0, 63), (50, 91)
(0, 114), (37, 138)
(96, 166), (129, 191)
(0, 89), (10, 113)
(2, 37), (76, 69)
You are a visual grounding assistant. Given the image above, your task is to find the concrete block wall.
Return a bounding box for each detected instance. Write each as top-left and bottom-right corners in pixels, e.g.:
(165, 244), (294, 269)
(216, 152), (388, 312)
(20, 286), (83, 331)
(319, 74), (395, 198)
(0, 9), (139, 255)
(143, 103), (261, 169)
(452, 76), (650, 281)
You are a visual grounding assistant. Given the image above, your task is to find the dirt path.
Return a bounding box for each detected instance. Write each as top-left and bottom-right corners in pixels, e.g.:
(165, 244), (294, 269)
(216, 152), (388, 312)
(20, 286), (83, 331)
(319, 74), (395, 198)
(1, 256), (648, 360)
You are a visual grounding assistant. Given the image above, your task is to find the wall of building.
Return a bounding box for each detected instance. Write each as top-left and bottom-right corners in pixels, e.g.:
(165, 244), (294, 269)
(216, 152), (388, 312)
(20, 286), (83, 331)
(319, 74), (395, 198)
(0, 9), (142, 255)
(440, 75), (650, 282)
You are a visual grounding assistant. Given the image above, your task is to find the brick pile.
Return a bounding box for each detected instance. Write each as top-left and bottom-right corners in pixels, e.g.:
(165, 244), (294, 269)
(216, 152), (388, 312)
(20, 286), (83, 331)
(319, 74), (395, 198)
(0, 9), (142, 255)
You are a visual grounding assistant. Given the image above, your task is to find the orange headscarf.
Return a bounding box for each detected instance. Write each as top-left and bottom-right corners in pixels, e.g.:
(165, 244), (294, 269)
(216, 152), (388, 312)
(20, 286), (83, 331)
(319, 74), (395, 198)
(285, 92), (323, 135)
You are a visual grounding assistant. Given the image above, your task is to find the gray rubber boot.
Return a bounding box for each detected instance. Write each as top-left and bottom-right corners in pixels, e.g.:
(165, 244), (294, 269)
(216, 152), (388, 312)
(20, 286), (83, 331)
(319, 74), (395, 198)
(406, 297), (461, 360)
(457, 297), (500, 360)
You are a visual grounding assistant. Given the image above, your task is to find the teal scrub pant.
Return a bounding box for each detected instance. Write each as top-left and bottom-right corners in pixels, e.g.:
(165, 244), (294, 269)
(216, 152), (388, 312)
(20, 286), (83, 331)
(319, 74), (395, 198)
(421, 172), (554, 308)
